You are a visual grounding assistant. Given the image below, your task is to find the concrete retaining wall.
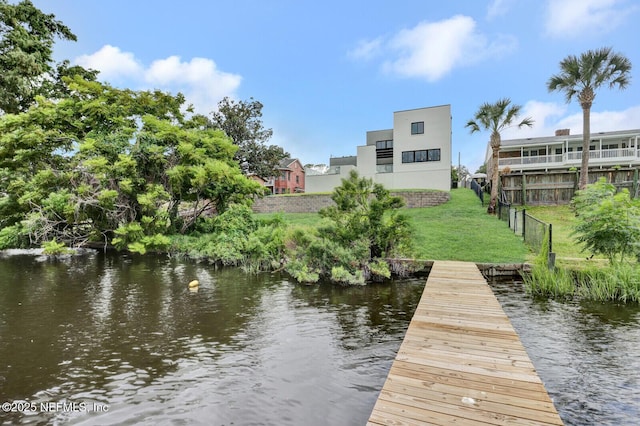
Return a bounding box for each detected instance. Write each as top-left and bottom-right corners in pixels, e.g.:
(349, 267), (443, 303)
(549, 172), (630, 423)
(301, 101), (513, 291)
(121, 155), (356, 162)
(252, 191), (450, 214)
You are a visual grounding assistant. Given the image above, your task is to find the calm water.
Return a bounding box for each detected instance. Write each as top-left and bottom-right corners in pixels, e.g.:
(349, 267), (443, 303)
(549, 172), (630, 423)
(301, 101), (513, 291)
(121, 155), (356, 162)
(0, 251), (424, 425)
(491, 279), (640, 426)
(0, 252), (639, 425)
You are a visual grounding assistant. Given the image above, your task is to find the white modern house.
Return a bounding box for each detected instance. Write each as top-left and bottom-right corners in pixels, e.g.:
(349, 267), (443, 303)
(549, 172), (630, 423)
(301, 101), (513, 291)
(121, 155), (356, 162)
(306, 105), (452, 192)
(491, 128), (640, 173)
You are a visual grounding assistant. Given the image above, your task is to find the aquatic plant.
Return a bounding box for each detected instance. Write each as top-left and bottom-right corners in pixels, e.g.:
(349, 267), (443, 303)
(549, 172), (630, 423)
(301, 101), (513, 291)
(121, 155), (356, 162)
(523, 229), (576, 298)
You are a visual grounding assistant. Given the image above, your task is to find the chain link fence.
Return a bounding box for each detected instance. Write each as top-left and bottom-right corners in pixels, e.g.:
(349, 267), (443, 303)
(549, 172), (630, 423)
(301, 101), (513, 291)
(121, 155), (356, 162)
(498, 200), (555, 267)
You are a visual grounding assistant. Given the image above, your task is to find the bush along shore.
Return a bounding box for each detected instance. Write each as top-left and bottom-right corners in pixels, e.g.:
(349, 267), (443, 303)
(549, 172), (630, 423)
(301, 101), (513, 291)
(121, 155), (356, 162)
(524, 178), (640, 303)
(170, 170), (424, 285)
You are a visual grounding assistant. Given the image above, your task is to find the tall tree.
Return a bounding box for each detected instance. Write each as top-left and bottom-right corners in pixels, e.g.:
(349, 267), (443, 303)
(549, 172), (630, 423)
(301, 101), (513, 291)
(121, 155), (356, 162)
(547, 47), (632, 190)
(466, 98), (533, 214)
(210, 97), (289, 178)
(0, 0), (77, 114)
(0, 77), (264, 251)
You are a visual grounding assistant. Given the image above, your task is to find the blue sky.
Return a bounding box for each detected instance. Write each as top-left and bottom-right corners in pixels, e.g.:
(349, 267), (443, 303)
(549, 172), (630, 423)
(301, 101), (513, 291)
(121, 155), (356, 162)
(31, 0), (640, 173)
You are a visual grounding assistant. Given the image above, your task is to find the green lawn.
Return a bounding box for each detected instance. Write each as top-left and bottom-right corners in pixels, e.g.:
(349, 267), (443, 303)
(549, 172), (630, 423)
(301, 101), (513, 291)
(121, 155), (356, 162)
(404, 189), (530, 263)
(256, 188), (532, 264)
(523, 204), (608, 266)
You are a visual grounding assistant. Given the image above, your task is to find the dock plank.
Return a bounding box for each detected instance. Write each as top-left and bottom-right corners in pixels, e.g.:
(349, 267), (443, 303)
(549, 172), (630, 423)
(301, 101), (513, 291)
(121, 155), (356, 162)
(368, 261), (563, 425)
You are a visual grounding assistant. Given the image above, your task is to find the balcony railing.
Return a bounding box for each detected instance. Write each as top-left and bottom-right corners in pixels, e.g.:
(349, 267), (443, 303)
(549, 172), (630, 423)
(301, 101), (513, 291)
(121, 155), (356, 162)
(499, 148), (637, 168)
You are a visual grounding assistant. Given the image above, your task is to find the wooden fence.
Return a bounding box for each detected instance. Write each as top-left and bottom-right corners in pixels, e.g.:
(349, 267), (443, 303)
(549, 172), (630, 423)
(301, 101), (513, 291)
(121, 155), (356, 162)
(500, 168), (638, 205)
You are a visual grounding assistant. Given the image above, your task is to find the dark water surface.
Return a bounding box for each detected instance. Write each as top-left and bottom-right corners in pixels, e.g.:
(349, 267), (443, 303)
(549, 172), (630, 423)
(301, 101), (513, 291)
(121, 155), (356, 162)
(491, 279), (640, 426)
(0, 251), (424, 425)
(1, 252), (639, 425)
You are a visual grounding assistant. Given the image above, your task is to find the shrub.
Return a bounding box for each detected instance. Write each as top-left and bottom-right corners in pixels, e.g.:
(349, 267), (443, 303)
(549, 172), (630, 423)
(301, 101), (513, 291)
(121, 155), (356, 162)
(571, 177), (640, 264)
(284, 259), (319, 283)
(42, 240), (74, 255)
(284, 171), (413, 284)
(330, 266), (365, 285)
(0, 224), (28, 249)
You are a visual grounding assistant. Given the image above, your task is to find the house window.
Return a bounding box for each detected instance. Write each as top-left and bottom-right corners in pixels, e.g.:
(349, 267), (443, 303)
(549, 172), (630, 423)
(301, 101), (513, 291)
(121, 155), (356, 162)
(402, 151), (415, 163)
(414, 150), (427, 162)
(376, 140), (393, 149)
(411, 122), (424, 135)
(402, 149), (440, 163)
(376, 164), (393, 173)
(296, 175), (299, 184)
(427, 149), (441, 161)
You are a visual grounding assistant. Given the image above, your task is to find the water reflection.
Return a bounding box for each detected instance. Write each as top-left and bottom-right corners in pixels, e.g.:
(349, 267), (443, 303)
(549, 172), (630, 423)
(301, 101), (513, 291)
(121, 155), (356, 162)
(490, 278), (640, 426)
(0, 252), (423, 425)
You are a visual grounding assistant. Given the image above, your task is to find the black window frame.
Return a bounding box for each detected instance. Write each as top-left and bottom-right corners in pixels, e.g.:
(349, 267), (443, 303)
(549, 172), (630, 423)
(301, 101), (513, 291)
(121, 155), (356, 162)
(427, 148), (440, 162)
(376, 140), (393, 149)
(401, 148), (441, 163)
(402, 151), (415, 163)
(411, 121), (424, 135)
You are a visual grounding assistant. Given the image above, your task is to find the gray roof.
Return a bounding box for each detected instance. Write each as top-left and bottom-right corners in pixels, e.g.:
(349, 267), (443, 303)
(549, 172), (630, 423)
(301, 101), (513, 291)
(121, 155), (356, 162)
(278, 158), (297, 169)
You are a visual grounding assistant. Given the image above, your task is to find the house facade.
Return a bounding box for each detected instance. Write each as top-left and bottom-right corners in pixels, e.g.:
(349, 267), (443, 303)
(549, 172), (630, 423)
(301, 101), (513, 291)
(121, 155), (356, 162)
(265, 158), (305, 194)
(490, 128), (640, 174)
(488, 128), (640, 204)
(306, 105), (452, 192)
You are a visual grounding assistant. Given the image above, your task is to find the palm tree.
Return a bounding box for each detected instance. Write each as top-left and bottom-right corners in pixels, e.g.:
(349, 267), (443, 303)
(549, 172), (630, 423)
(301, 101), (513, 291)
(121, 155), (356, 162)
(466, 98), (533, 214)
(547, 47), (632, 190)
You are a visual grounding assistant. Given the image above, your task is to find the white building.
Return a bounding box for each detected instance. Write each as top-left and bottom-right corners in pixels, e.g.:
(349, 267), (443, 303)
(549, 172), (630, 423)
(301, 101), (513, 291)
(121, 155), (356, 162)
(306, 105), (452, 192)
(492, 128), (640, 173)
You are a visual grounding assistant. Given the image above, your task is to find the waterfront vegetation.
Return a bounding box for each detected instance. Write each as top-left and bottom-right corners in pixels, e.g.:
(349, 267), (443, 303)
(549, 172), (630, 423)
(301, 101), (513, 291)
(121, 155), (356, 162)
(524, 179), (640, 303)
(259, 189), (530, 264)
(524, 238), (640, 303)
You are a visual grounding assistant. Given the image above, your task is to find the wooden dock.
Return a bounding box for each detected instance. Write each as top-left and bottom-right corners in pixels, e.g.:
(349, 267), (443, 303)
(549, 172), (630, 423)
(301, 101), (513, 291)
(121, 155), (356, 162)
(368, 260), (563, 425)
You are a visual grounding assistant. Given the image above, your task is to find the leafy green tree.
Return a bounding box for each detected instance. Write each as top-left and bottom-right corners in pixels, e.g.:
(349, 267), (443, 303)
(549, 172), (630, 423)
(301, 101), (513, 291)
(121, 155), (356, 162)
(0, 0), (77, 114)
(466, 98), (533, 214)
(285, 170), (412, 284)
(547, 47), (632, 190)
(572, 177), (640, 265)
(0, 77), (264, 252)
(210, 97), (289, 178)
(320, 170), (411, 259)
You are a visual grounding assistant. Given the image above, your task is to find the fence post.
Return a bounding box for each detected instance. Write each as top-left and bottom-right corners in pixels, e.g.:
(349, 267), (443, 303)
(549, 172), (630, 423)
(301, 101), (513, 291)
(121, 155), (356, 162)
(547, 223), (555, 269)
(522, 209), (526, 240)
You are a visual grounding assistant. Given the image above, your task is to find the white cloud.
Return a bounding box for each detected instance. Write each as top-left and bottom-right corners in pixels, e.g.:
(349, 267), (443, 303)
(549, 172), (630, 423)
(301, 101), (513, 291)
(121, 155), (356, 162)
(347, 38), (383, 61)
(145, 56), (242, 113)
(353, 15), (517, 82)
(502, 100), (567, 139)
(557, 105), (640, 134)
(75, 45), (143, 81)
(545, 0), (637, 38)
(502, 101), (640, 139)
(74, 46), (241, 114)
(487, 0), (516, 19)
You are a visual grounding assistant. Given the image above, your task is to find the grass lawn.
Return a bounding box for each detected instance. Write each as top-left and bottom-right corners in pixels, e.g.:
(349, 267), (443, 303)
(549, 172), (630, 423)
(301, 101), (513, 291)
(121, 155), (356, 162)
(256, 188), (532, 264)
(404, 189), (530, 263)
(523, 204), (608, 267)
